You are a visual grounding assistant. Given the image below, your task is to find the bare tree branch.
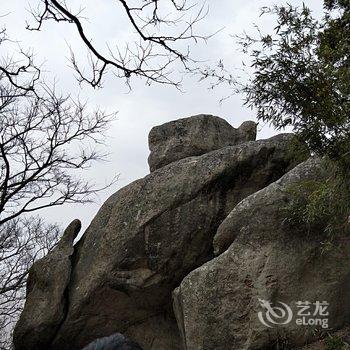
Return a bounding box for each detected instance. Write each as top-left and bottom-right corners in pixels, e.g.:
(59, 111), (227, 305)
(0, 29), (41, 95)
(0, 217), (60, 350)
(0, 29), (116, 348)
(26, 0), (209, 88)
(0, 86), (116, 225)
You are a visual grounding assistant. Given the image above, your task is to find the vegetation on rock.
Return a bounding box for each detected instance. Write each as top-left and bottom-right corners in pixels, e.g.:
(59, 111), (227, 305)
(202, 1), (350, 243)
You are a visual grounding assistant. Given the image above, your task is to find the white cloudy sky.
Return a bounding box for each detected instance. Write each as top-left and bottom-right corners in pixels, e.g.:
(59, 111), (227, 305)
(1, 0), (322, 233)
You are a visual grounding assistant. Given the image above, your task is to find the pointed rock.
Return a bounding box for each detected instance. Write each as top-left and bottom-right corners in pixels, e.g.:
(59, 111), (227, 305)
(13, 220), (81, 350)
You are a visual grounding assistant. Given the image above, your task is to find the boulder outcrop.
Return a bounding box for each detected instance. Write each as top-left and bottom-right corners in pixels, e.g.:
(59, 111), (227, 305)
(49, 133), (298, 350)
(14, 114), (349, 350)
(148, 114), (257, 172)
(173, 158), (350, 350)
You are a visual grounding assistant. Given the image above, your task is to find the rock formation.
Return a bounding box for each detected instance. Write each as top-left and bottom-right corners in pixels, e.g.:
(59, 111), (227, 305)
(173, 158), (350, 349)
(13, 114), (349, 350)
(13, 219), (81, 350)
(148, 114), (257, 172)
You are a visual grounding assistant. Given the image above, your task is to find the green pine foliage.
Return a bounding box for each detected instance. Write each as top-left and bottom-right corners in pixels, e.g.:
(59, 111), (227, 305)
(238, 1), (350, 242)
(241, 1), (350, 168)
(284, 160), (350, 244)
(324, 335), (346, 350)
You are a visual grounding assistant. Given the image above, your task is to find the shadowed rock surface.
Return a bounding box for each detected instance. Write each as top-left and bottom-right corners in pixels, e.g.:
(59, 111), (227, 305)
(13, 219), (81, 350)
(148, 114), (257, 172)
(173, 158), (350, 350)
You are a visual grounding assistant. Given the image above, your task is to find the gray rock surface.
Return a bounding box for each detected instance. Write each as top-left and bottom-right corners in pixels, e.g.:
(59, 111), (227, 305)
(13, 131), (304, 350)
(13, 219), (81, 350)
(173, 158), (350, 350)
(148, 114), (257, 172)
(300, 325), (350, 350)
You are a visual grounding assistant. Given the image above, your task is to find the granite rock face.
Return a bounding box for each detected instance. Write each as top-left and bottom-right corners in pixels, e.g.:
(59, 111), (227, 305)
(173, 158), (350, 350)
(13, 115), (302, 350)
(148, 114), (257, 172)
(14, 114), (329, 350)
(13, 220), (81, 350)
(50, 133), (298, 350)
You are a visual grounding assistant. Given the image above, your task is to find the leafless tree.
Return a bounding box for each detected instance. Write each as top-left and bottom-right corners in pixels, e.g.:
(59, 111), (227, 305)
(0, 25), (40, 95)
(0, 2), (206, 346)
(0, 217), (60, 350)
(0, 27), (114, 348)
(0, 84), (114, 226)
(27, 0), (209, 88)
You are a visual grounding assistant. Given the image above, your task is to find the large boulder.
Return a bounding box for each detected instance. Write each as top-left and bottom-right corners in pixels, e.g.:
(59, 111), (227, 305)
(173, 158), (350, 350)
(148, 114), (257, 172)
(14, 130), (305, 350)
(13, 220), (81, 350)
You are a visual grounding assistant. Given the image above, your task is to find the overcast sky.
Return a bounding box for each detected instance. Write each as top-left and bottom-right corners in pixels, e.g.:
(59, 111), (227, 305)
(1, 0), (322, 233)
